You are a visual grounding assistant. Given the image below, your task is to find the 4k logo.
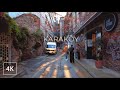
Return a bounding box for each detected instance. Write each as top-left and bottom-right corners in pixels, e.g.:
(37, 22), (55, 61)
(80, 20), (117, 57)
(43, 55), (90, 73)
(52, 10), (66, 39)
(3, 62), (17, 75)
(6, 66), (14, 71)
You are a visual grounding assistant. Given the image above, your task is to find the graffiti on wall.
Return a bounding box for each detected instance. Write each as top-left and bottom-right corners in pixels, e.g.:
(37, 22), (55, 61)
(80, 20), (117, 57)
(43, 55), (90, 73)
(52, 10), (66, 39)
(76, 34), (86, 58)
(78, 34), (86, 58)
(76, 34), (84, 42)
(106, 35), (120, 60)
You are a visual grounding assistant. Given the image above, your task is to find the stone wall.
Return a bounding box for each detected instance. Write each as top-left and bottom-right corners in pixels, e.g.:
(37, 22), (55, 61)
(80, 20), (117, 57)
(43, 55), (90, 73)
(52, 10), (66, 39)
(11, 14), (44, 61)
(21, 34), (44, 60)
(15, 14), (40, 34)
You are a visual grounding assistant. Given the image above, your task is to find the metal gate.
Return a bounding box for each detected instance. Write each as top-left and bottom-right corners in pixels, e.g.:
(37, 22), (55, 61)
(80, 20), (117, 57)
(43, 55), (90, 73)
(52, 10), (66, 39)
(0, 32), (11, 68)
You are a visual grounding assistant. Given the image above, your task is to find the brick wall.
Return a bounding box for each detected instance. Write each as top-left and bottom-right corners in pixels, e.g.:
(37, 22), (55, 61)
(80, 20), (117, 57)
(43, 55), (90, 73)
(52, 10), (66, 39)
(76, 33), (86, 59)
(77, 12), (120, 72)
(11, 14), (44, 62)
(102, 13), (120, 71)
(15, 14), (40, 34)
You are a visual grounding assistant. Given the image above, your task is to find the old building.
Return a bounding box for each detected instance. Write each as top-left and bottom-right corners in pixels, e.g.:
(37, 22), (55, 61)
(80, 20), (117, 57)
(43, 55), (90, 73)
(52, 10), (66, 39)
(31, 12), (57, 48)
(64, 13), (71, 36)
(14, 13), (40, 34)
(31, 12), (55, 38)
(74, 12), (120, 72)
(0, 13), (45, 64)
(14, 13), (44, 61)
(64, 12), (80, 47)
(59, 17), (64, 37)
(0, 12), (59, 68)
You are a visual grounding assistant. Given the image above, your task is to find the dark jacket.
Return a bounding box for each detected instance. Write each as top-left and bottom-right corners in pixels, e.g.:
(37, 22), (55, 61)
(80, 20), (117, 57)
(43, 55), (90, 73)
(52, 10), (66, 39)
(69, 47), (74, 54)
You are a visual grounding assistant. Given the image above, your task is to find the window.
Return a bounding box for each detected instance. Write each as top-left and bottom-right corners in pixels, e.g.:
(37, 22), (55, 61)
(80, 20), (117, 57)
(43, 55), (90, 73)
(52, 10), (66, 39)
(47, 45), (56, 48)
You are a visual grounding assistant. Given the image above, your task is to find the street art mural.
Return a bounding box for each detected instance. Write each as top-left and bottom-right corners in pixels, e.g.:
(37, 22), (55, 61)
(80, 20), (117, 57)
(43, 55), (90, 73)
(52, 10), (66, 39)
(106, 35), (120, 61)
(102, 23), (120, 71)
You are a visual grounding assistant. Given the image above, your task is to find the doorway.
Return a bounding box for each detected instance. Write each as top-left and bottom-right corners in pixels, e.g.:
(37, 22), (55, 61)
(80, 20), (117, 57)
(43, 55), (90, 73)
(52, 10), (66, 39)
(86, 27), (102, 59)
(86, 32), (93, 59)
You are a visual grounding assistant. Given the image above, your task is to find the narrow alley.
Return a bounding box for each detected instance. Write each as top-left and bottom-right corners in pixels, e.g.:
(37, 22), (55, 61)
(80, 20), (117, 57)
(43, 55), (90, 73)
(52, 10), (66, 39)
(0, 12), (120, 78)
(13, 51), (120, 78)
(13, 52), (93, 78)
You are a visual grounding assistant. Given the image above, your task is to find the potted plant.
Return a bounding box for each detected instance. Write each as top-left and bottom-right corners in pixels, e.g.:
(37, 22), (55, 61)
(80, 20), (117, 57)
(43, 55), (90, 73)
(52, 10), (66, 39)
(95, 38), (103, 68)
(95, 50), (103, 68)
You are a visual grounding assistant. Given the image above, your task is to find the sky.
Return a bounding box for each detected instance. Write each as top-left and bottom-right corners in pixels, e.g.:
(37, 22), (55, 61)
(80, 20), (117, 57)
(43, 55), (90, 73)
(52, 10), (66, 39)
(9, 12), (67, 18)
(8, 12), (66, 24)
(55, 12), (66, 17)
(8, 12), (29, 18)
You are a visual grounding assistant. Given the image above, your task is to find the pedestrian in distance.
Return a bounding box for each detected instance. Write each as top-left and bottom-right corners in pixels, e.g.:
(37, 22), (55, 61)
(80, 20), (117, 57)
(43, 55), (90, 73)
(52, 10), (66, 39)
(63, 44), (68, 61)
(69, 45), (74, 63)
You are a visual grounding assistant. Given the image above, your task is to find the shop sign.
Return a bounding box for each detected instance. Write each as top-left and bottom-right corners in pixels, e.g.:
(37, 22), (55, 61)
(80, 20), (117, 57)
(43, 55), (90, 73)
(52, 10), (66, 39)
(104, 13), (117, 32)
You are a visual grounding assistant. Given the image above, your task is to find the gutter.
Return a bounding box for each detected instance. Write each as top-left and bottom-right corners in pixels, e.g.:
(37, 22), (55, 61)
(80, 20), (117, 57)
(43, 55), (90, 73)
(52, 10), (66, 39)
(74, 12), (103, 35)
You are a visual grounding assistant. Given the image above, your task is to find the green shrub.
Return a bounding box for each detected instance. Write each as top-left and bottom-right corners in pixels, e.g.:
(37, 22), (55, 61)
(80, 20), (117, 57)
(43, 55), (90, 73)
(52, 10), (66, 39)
(4, 13), (20, 35)
(17, 27), (29, 40)
(4, 13), (30, 50)
(32, 29), (43, 37)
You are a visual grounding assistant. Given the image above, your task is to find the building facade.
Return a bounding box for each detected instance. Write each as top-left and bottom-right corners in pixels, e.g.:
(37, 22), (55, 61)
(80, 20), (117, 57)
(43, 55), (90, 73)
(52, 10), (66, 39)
(14, 13), (45, 61)
(14, 13), (40, 34)
(31, 12), (55, 37)
(74, 12), (120, 72)
(59, 17), (64, 37)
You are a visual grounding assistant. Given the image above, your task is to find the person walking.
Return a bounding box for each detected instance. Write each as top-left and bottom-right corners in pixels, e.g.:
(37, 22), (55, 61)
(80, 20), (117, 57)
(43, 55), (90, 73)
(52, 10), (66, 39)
(63, 44), (68, 60)
(69, 45), (74, 63)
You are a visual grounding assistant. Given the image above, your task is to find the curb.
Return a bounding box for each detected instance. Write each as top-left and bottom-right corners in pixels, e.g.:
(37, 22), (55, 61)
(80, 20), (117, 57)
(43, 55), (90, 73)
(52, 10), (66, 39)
(75, 59), (120, 78)
(74, 59), (95, 78)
